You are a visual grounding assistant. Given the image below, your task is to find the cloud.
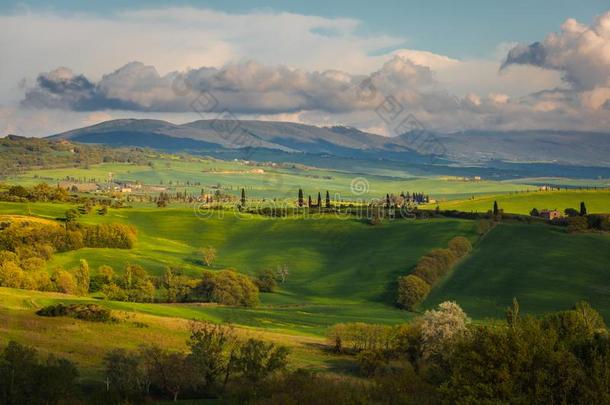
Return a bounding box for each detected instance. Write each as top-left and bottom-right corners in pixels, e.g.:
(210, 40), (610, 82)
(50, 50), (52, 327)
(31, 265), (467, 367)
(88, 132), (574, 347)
(503, 11), (610, 94)
(4, 7), (610, 135)
(22, 57), (436, 115)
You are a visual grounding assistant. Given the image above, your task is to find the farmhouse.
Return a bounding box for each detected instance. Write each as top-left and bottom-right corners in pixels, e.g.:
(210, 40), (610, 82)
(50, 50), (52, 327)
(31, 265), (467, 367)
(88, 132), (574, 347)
(540, 209), (562, 220)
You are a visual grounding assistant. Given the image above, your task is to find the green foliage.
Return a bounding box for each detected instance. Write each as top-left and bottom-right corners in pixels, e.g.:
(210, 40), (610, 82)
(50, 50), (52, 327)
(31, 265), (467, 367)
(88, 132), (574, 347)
(255, 269), (278, 293)
(187, 321), (236, 394)
(200, 246), (217, 267)
(447, 236), (472, 257)
(74, 259), (90, 295)
(566, 216), (589, 233)
(196, 270), (259, 307)
(36, 303), (114, 322)
(397, 275), (430, 310)
(326, 322), (396, 353)
(233, 338), (289, 385)
(0, 341), (78, 405)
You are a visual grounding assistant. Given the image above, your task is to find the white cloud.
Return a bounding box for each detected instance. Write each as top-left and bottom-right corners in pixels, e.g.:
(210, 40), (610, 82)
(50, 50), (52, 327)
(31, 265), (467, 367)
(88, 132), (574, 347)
(1, 7), (610, 136)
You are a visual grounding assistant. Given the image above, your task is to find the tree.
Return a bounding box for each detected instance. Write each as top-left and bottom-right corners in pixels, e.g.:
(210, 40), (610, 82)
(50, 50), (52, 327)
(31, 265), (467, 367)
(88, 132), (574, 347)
(580, 201), (587, 216)
(530, 208), (540, 217)
(240, 188), (246, 207)
(74, 259), (90, 295)
(420, 301), (469, 358)
(475, 219), (492, 236)
(195, 270), (259, 307)
(233, 338), (289, 387)
(397, 275), (430, 310)
(255, 269), (278, 293)
(325, 191), (331, 208)
(308, 195), (312, 207)
(317, 192), (322, 207)
(298, 188), (304, 207)
(200, 246), (217, 267)
(565, 207), (580, 217)
(276, 264), (289, 283)
(0, 341), (78, 405)
(104, 348), (145, 402)
(139, 345), (197, 402)
(493, 201), (499, 216)
(448, 236), (472, 258)
(64, 209), (79, 224)
(98, 265), (115, 284)
(506, 297), (520, 328)
(52, 270), (77, 294)
(187, 321), (236, 394)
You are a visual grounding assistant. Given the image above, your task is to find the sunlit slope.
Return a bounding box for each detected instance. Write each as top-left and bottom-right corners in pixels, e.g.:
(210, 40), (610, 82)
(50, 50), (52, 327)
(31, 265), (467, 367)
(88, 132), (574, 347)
(424, 223), (610, 319)
(429, 190), (610, 214)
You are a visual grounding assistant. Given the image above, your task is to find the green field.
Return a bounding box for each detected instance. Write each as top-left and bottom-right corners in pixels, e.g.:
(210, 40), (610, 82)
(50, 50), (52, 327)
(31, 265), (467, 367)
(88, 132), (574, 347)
(428, 189), (610, 214)
(6, 157), (539, 201)
(425, 223), (610, 319)
(0, 201), (477, 335)
(0, 288), (347, 379)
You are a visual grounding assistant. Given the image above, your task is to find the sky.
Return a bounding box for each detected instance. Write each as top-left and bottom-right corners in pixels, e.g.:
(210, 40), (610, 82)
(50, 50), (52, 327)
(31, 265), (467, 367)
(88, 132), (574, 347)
(1, 0), (610, 136)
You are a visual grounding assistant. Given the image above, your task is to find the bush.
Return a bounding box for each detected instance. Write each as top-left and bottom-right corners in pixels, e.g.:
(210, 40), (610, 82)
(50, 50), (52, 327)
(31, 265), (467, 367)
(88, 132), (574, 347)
(36, 303), (114, 322)
(327, 323), (396, 353)
(448, 236), (472, 257)
(566, 216), (588, 233)
(196, 270), (259, 307)
(255, 269), (278, 293)
(397, 275), (430, 310)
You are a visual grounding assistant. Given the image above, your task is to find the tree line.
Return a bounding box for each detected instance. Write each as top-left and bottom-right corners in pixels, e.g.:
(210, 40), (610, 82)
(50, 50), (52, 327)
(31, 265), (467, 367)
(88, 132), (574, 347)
(397, 236), (473, 310)
(6, 300), (610, 404)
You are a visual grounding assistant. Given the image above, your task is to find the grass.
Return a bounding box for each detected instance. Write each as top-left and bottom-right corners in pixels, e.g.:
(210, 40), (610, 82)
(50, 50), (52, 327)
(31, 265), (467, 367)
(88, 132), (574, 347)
(0, 288), (350, 380)
(424, 223), (610, 320)
(0, 201), (476, 334)
(6, 157), (538, 200)
(427, 189), (610, 214)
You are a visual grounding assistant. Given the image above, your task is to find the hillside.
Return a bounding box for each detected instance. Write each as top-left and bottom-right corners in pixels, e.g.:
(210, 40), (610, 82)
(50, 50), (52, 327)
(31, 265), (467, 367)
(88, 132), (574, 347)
(429, 190), (610, 214)
(424, 223), (610, 319)
(48, 119), (610, 168)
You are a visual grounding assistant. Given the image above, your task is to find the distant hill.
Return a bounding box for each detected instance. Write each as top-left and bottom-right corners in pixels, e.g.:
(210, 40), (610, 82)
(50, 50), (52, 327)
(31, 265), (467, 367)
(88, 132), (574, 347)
(49, 119), (610, 168)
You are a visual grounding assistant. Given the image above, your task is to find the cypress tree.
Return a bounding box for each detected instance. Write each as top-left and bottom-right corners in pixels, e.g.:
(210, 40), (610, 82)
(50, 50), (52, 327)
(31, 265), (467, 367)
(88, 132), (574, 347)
(308, 195), (312, 207)
(580, 201), (587, 216)
(298, 188), (304, 207)
(493, 201), (499, 216)
(325, 190), (331, 208)
(386, 193), (391, 208)
(317, 192), (322, 207)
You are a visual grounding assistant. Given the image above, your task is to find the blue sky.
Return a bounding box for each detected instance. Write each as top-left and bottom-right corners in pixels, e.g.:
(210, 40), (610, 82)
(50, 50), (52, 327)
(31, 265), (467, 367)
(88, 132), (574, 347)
(1, 1), (610, 136)
(2, 0), (609, 57)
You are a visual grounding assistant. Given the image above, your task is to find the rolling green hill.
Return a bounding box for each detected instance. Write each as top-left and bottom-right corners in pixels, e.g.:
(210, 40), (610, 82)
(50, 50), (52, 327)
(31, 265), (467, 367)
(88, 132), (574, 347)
(429, 190), (610, 214)
(424, 223), (610, 319)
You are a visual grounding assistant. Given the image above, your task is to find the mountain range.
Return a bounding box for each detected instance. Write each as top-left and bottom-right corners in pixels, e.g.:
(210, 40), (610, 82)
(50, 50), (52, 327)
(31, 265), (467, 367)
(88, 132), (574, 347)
(48, 119), (610, 169)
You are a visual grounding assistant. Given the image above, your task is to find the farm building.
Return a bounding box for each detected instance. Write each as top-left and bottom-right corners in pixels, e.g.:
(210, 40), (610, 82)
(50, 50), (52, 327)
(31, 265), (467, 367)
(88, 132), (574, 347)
(540, 209), (562, 220)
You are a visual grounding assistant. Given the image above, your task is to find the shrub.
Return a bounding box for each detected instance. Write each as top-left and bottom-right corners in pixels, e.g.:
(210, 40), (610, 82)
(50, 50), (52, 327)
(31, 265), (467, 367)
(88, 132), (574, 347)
(36, 303), (114, 322)
(327, 323), (396, 353)
(566, 216), (588, 233)
(357, 350), (389, 376)
(255, 269), (278, 293)
(196, 270), (259, 307)
(448, 236), (472, 257)
(397, 275), (430, 310)
(52, 270), (77, 294)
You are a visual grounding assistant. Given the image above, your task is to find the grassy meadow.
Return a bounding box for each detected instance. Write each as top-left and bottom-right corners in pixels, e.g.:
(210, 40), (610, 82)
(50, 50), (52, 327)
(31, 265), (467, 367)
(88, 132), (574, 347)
(424, 222), (610, 319)
(0, 288), (351, 380)
(6, 156), (539, 201)
(427, 189), (610, 214)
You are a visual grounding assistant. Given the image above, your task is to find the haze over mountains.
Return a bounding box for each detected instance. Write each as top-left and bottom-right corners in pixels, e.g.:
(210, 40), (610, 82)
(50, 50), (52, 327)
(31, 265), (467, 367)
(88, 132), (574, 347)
(49, 119), (610, 169)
